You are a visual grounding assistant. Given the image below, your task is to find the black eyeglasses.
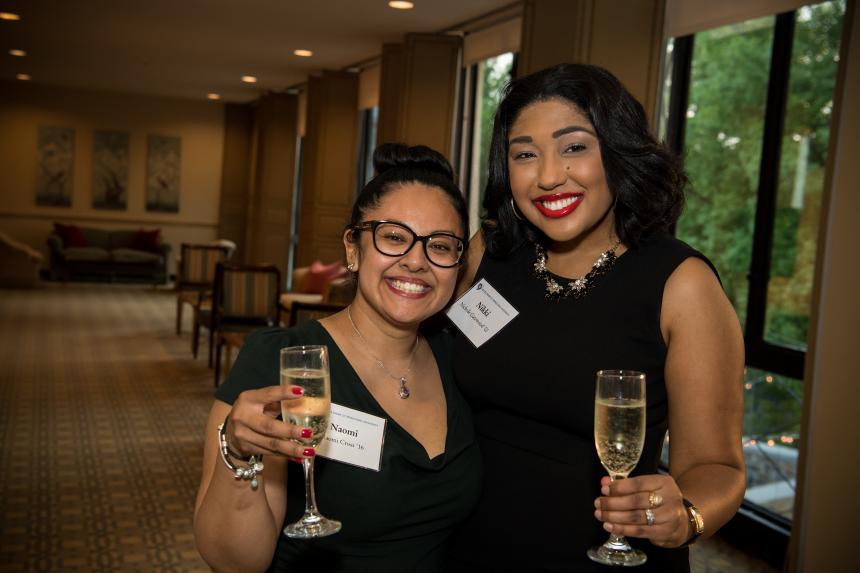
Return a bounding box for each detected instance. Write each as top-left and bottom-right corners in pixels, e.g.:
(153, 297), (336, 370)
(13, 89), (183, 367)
(351, 220), (465, 268)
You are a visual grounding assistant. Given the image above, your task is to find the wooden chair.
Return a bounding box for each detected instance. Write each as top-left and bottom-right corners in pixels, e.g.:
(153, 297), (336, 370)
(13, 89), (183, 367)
(195, 263), (282, 387)
(288, 301), (346, 328)
(175, 243), (230, 336)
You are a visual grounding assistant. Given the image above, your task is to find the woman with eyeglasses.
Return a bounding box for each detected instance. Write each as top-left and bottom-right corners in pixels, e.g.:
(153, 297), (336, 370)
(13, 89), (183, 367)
(194, 143), (481, 572)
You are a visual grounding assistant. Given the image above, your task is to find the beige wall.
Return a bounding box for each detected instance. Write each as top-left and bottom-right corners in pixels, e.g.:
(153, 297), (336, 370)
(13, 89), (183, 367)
(0, 81), (225, 276)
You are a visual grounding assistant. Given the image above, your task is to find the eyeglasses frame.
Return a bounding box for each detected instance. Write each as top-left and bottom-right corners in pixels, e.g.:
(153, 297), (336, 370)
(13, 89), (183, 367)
(350, 220), (466, 268)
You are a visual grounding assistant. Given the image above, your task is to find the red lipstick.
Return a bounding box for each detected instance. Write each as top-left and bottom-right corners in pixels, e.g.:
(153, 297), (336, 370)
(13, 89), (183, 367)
(532, 193), (583, 218)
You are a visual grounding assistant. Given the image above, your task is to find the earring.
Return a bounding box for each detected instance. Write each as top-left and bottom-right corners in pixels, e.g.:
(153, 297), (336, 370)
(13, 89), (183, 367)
(347, 262), (355, 272)
(509, 197), (524, 221)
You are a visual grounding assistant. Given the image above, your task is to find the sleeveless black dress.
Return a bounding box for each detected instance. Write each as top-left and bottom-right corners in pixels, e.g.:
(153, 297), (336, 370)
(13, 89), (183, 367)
(448, 232), (714, 572)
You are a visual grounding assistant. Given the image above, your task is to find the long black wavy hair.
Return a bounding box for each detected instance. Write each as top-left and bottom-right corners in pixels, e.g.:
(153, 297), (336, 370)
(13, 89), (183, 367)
(482, 63), (685, 256)
(347, 142), (469, 245)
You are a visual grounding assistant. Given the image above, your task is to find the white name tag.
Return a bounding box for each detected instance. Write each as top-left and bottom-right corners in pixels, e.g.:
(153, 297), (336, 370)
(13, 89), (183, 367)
(446, 278), (518, 348)
(316, 403), (387, 472)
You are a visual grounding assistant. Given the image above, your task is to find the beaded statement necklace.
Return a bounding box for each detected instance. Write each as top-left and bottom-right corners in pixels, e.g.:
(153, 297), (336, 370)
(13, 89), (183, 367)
(347, 306), (419, 399)
(533, 241), (621, 300)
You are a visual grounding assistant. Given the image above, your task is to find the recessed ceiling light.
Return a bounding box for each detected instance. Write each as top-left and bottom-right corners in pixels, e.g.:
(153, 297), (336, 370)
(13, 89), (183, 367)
(207, 93), (221, 100)
(0, 12), (21, 21)
(293, 49), (313, 57)
(388, 1), (414, 9)
(9, 49), (26, 57)
(16, 73), (31, 81)
(241, 75), (257, 84)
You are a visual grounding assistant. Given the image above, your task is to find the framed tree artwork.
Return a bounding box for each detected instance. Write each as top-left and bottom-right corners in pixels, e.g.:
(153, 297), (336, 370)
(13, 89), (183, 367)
(35, 126), (75, 207)
(92, 131), (129, 210)
(145, 134), (181, 213)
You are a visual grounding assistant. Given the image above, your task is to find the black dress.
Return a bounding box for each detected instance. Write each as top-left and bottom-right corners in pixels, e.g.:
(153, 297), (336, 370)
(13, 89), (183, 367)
(448, 233), (714, 572)
(215, 320), (482, 573)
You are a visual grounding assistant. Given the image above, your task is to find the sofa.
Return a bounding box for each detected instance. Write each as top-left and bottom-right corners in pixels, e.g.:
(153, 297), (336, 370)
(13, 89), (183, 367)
(0, 231), (44, 288)
(47, 223), (171, 284)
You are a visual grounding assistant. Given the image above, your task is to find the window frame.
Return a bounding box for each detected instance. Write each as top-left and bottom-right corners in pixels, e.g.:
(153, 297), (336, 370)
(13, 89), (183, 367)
(355, 106), (379, 195)
(668, 12), (804, 380)
(663, 8), (825, 563)
(456, 53), (518, 232)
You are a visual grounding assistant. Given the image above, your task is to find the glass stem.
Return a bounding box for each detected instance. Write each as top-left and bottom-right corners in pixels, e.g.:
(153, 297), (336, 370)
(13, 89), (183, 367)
(606, 473), (631, 549)
(302, 457), (319, 517)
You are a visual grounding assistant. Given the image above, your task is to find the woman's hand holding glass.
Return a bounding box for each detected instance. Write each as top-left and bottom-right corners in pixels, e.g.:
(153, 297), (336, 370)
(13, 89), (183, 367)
(588, 370), (648, 566)
(595, 473), (692, 548)
(225, 385), (317, 462)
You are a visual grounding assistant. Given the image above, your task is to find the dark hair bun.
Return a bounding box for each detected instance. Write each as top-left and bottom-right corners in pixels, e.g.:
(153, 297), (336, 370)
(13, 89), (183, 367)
(372, 143), (454, 182)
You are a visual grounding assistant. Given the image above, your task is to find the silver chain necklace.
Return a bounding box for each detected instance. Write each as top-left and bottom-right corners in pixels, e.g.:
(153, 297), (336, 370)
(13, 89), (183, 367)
(346, 306), (419, 399)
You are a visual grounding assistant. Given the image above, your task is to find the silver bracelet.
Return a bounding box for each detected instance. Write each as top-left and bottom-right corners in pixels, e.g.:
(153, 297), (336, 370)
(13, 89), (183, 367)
(218, 416), (264, 490)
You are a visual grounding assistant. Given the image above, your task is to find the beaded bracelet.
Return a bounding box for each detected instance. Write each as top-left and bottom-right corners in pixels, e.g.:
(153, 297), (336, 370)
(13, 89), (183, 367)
(218, 416), (264, 490)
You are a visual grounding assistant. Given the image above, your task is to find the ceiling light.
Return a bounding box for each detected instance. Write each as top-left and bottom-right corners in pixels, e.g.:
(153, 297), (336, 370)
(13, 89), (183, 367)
(207, 93), (220, 100)
(16, 73), (31, 81)
(293, 49), (313, 57)
(241, 75), (257, 84)
(9, 49), (26, 57)
(0, 12), (21, 21)
(388, 1), (414, 9)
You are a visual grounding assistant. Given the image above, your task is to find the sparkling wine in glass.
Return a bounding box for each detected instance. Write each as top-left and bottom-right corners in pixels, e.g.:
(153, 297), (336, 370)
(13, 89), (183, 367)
(280, 345), (341, 538)
(587, 370), (647, 567)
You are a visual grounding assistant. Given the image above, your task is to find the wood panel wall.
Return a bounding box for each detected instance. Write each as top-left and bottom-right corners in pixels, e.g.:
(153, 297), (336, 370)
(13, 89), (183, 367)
(377, 43), (404, 146)
(217, 103), (254, 261)
(245, 93), (299, 270)
(295, 71), (360, 267)
(398, 33), (462, 159)
(519, 0), (665, 123)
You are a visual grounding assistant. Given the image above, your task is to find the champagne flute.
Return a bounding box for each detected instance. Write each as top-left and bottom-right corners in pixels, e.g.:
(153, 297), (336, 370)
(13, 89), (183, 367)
(280, 345), (342, 538)
(587, 370), (647, 567)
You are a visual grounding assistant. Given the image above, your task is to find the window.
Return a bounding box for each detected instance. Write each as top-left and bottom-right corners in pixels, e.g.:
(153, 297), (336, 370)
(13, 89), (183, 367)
(662, 0), (846, 533)
(286, 136), (304, 291)
(356, 106), (379, 193)
(458, 52), (515, 233)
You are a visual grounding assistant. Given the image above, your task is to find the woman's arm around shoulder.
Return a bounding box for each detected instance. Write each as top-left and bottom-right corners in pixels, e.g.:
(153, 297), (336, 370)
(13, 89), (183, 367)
(661, 256), (746, 542)
(455, 231), (486, 299)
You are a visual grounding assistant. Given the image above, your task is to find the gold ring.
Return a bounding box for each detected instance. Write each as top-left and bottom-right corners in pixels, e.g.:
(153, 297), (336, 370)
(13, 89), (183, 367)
(649, 491), (663, 509)
(645, 508), (655, 526)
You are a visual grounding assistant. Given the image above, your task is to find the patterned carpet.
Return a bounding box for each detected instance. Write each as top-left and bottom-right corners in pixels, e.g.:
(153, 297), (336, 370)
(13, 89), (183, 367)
(0, 284), (212, 572)
(0, 283), (779, 572)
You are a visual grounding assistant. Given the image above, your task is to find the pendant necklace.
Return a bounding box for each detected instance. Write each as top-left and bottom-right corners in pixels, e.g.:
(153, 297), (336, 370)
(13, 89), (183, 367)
(346, 306), (419, 399)
(533, 240), (622, 300)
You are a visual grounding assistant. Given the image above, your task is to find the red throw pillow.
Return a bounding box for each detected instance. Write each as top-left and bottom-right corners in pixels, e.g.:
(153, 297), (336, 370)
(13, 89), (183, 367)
(53, 222), (88, 248)
(303, 260), (347, 294)
(133, 229), (162, 252)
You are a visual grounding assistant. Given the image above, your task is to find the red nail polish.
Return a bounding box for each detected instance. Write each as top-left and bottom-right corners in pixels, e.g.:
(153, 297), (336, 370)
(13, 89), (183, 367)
(300, 428), (313, 438)
(291, 387), (304, 395)
(303, 448), (316, 457)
